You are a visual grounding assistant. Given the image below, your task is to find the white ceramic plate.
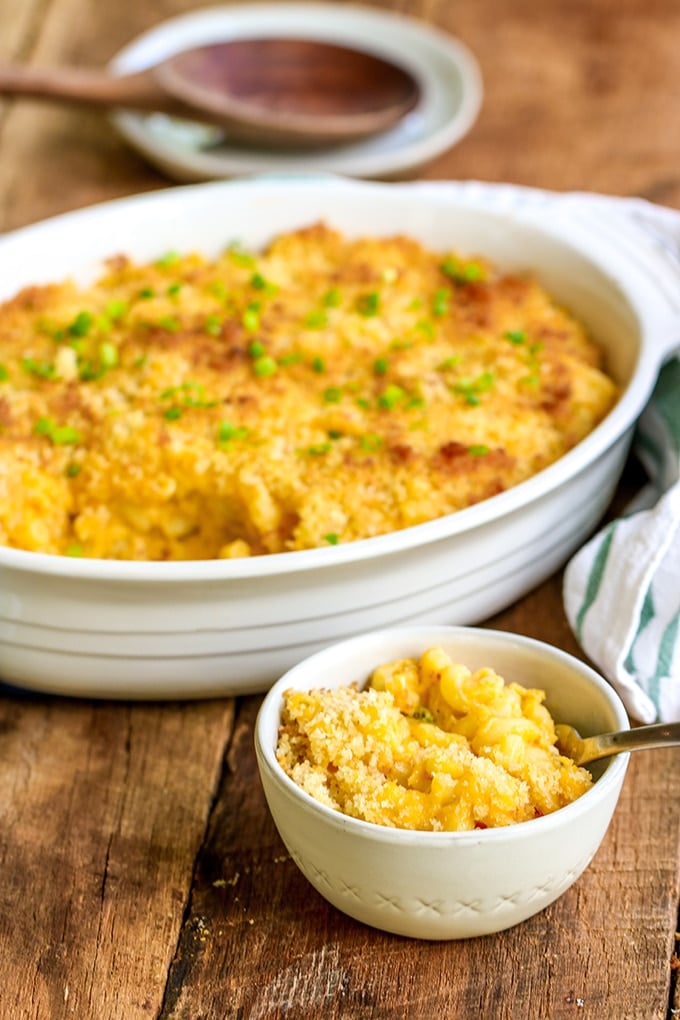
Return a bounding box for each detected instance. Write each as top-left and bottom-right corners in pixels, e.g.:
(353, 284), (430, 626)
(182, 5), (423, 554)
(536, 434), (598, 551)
(108, 3), (483, 181)
(0, 177), (678, 699)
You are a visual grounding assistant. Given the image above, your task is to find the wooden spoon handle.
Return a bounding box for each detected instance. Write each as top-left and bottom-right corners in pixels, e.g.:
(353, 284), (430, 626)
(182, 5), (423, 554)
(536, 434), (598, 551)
(0, 63), (180, 115)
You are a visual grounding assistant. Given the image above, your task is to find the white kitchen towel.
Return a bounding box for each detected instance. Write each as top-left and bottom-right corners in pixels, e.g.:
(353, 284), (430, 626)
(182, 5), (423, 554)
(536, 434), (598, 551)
(563, 352), (680, 723)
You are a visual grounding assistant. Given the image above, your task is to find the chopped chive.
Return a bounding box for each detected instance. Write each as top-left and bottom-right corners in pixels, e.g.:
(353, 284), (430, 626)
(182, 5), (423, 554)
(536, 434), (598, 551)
(307, 442), (332, 455)
(34, 417), (81, 444)
(133, 355), (147, 369)
(105, 299), (128, 321)
(468, 444), (490, 456)
(161, 381), (217, 409)
(205, 314), (222, 336)
(311, 356), (325, 373)
(227, 242), (256, 268)
(164, 406), (183, 421)
(248, 340), (266, 359)
(158, 315), (180, 333)
(304, 310), (327, 329)
(23, 358), (56, 380)
(253, 355), (277, 378)
(451, 371), (495, 405)
(324, 533), (339, 545)
(322, 287), (342, 308)
(440, 257), (484, 283)
(373, 356), (389, 376)
(432, 288), (450, 317)
(412, 706), (435, 723)
(34, 417), (54, 436)
(218, 420), (249, 442)
(322, 386), (342, 404)
(356, 397), (371, 410)
(356, 291), (380, 317)
(65, 543), (84, 557)
(99, 342), (118, 368)
(52, 425), (82, 444)
(68, 311), (93, 337)
(360, 433), (383, 452)
(414, 319), (435, 339)
(250, 271), (277, 294)
(65, 462), (81, 477)
(242, 302), (261, 333)
(78, 361), (103, 382)
(167, 282), (183, 298)
(138, 286), (155, 300)
(279, 351), (303, 366)
(207, 280), (229, 302)
(378, 384), (406, 409)
(0, 364), (9, 381)
(437, 356), (462, 371)
(505, 330), (527, 345)
(156, 251), (180, 268)
(327, 429), (343, 440)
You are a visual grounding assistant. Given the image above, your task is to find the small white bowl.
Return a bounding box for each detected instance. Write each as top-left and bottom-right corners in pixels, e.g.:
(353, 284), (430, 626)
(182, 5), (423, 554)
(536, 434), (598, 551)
(255, 625), (629, 940)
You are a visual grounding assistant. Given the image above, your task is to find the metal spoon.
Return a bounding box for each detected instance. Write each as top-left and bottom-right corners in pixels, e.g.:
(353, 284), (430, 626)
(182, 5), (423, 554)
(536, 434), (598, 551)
(555, 720), (680, 766)
(0, 38), (421, 148)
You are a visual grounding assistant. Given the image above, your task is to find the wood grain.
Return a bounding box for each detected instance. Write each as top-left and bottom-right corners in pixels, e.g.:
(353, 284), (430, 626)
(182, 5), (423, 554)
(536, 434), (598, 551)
(0, 696), (235, 1019)
(0, 1), (679, 1018)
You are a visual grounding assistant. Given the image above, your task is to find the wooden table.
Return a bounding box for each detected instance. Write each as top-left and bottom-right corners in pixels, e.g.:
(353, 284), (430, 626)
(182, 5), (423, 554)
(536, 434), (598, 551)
(1, 2), (679, 1017)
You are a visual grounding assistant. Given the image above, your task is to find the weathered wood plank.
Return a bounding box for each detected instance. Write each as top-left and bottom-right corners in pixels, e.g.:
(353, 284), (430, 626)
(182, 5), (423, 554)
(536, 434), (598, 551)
(0, 694), (235, 1019)
(152, 635), (680, 1020)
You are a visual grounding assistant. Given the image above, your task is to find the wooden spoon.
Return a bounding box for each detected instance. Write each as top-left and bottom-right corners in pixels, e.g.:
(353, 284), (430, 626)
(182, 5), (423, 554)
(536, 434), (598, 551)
(0, 38), (421, 148)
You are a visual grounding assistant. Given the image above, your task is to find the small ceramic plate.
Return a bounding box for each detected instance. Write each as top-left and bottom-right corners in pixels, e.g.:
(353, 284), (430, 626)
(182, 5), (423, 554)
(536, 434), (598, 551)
(108, 3), (483, 181)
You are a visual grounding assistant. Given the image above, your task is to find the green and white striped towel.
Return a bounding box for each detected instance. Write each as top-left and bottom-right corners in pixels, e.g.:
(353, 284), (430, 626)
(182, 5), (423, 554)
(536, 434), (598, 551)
(563, 354), (680, 723)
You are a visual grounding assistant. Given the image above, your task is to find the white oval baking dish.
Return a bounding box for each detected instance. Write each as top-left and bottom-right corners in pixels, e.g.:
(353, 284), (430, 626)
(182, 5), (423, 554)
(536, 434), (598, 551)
(0, 177), (677, 698)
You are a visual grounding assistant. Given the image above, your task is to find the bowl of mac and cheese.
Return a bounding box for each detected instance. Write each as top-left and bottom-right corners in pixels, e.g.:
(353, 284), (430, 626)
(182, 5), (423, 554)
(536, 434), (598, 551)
(255, 625), (629, 939)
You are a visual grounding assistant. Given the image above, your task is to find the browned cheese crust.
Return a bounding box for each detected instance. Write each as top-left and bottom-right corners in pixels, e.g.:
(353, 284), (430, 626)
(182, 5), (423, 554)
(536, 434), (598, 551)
(0, 224), (618, 560)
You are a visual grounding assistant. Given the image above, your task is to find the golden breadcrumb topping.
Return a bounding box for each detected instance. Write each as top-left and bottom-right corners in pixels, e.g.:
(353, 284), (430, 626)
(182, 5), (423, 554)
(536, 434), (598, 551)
(277, 647), (593, 831)
(0, 223), (617, 560)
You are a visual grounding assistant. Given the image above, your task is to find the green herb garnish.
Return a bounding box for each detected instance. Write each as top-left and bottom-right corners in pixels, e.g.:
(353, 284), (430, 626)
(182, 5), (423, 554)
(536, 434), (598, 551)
(304, 310), (327, 329)
(68, 311), (94, 338)
(218, 421), (249, 442)
(378, 384), (406, 410)
(432, 288), (450, 317)
(360, 433), (383, 452)
(34, 417), (81, 445)
(23, 358), (56, 380)
(440, 257), (484, 284)
(253, 355), (277, 378)
(356, 291), (380, 317)
(322, 287), (342, 308)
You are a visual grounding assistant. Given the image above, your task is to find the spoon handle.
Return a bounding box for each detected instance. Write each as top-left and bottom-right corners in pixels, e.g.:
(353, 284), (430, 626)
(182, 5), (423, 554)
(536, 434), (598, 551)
(588, 720), (680, 761)
(0, 63), (176, 115)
